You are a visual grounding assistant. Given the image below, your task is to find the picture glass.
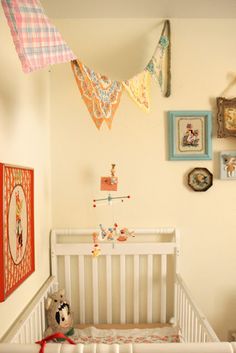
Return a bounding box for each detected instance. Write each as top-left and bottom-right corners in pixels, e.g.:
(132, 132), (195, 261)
(220, 151), (236, 180)
(176, 117), (205, 155)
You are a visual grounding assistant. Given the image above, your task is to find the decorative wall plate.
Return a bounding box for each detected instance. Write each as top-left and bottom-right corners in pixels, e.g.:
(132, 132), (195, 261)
(188, 167), (213, 192)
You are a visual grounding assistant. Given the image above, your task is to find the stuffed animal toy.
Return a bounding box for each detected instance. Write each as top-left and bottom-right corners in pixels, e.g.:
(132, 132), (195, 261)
(44, 289), (74, 339)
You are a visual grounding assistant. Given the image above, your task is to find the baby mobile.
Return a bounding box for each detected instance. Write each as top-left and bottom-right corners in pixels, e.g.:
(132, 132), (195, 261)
(91, 164), (134, 257)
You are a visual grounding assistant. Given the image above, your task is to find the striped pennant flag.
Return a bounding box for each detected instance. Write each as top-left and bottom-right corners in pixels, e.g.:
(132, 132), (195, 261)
(2, 0), (76, 73)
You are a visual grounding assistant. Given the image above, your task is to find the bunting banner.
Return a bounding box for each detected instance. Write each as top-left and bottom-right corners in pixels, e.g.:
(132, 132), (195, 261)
(71, 60), (123, 129)
(145, 34), (170, 93)
(2, 0), (76, 73)
(71, 20), (171, 129)
(122, 70), (151, 112)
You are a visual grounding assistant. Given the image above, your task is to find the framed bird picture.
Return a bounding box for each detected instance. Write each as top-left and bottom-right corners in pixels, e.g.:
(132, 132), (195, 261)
(0, 163), (34, 302)
(168, 111), (212, 160)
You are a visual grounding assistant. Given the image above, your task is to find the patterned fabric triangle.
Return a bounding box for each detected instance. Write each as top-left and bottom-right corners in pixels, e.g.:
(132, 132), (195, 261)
(145, 35), (169, 93)
(70, 20), (171, 129)
(2, 0), (76, 73)
(122, 71), (151, 112)
(71, 60), (123, 129)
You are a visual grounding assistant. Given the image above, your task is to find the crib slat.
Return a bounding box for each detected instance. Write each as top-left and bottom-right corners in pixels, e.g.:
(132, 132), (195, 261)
(194, 316), (198, 342)
(106, 255), (112, 324)
(179, 286), (183, 333)
(92, 257), (99, 324)
(40, 298), (46, 335)
(30, 314), (35, 342)
(183, 294), (187, 339)
(19, 330), (24, 344)
(133, 255), (140, 324)
(160, 254), (167, 323)
(65, 255), (72, 305)
(37, 305), (41, 340)
(120, 255), (126, 323)
(25, 321), (30, 343)
(191, 308), (194, 342)
(78, 255), (85, 324)
(147, 254), (153, 323)
(175, 281), (180, 327)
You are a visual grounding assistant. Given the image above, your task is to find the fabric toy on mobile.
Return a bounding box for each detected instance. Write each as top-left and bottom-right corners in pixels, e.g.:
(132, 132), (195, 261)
(44, 289), (74, 340)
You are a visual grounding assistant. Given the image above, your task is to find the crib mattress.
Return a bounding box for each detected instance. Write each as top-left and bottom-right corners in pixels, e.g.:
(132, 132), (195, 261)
(73, 324), (180, 344)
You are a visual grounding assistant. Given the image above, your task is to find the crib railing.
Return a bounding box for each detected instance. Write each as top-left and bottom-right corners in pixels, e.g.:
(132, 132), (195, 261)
(1, 277), (56, 344)
(51, 227), (179, 326)
(0, 342), (236, 353)
(175, 274), (219, 343)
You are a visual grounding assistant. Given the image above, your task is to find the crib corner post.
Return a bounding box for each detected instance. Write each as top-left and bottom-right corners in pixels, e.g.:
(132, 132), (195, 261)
(174, 228), (180, 274)
(50, 230), (58, 283)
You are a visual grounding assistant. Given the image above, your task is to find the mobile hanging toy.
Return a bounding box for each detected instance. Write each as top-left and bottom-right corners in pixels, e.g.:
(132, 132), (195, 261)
(93, 164), (130, 207)
(92, 164), (134, 257)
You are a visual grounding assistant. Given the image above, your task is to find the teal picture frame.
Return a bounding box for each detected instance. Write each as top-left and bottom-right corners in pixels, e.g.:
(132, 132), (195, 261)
(168, 111), (212, 160)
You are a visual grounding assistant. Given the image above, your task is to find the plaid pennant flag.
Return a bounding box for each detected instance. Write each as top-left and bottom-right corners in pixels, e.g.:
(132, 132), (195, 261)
(2, 0), (76, 73)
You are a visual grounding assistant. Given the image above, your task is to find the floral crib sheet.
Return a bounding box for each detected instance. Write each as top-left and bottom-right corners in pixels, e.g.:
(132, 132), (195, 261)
(72, 326), (180, 344)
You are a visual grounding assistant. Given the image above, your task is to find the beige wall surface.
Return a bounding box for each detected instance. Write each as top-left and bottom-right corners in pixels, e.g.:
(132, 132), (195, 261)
(50, 19), (236, 341)
(0, 8), (52, 339)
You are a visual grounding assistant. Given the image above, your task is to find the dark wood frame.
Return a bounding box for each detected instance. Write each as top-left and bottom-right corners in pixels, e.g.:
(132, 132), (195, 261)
(217, 97), (236, 137)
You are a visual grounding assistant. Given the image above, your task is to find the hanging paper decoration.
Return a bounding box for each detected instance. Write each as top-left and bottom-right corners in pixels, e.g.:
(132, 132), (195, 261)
(1, 0), (76, 73)
(122, 70), (151, 112)
(71, 60), (123, 129)
(70, 20), (171, 129)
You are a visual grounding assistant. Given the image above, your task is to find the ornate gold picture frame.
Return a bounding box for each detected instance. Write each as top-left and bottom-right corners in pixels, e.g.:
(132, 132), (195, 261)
(217, 97), (236, 137)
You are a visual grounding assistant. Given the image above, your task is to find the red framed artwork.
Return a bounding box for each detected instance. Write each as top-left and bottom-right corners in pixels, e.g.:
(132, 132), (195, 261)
(0, 164), (34, 302)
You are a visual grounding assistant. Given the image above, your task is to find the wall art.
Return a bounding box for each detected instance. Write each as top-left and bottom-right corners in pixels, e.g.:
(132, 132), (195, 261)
(217, 97), (236, 137)
(168, 111), (212, 160)
(188, 167), (213, 192)
(220, 151), (236, 180)
(0, 164), (34, 302)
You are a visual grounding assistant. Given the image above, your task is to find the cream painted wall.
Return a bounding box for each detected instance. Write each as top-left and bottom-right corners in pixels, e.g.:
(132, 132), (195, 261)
(50, 19), (236, 341)
(0, 8), (52, 339)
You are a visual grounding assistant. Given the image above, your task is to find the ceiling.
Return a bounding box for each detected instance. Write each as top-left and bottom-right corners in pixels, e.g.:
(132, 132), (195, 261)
(41, 0), (236, 19)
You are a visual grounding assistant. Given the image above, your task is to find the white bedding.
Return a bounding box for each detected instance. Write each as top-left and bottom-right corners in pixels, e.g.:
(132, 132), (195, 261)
(72, 326), (180, 344)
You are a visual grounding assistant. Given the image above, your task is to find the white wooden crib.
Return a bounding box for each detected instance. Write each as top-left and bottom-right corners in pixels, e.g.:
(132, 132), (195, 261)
(1, 227), (236, 353)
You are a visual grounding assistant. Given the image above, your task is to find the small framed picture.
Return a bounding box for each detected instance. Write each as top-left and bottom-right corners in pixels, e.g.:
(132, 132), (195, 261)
(220, 151), (236, 180)
(0, 164), (34, 302)
(217, 97), (236, 137)
(188, 168), (213, 192)
(168, 111), (212, 160)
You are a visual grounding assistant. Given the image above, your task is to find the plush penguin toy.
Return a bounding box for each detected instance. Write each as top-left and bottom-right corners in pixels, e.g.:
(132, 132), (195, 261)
(44, 289), (74, 339)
